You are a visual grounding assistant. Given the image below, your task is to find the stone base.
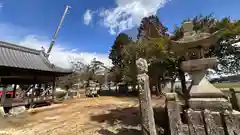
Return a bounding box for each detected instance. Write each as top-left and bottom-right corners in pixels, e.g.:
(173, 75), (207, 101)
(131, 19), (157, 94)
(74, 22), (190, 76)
(189, 77), (226, 98)
(188, 98), (232, 111)
(166, 100), (240, 135)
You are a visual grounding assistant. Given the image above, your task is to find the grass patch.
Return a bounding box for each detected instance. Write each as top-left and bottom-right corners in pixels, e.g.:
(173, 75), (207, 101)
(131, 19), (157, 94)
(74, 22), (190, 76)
(213, 82), (240, 88)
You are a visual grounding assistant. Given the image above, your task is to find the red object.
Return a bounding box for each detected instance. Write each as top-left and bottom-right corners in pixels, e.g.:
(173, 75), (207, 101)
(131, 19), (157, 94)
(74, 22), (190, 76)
(0, 91), (14, 96)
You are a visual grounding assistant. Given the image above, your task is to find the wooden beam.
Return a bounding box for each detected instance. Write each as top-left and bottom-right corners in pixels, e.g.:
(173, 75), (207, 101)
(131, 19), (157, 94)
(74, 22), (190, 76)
(0, 76), (54, 81)
(1, 77), (54, 84)
(0, 76), (34, 79)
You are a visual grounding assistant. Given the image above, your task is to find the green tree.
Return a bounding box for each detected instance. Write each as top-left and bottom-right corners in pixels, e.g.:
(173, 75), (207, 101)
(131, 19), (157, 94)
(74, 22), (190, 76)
(122, 41), (138, 91)
(137, 15), (168, 39)
(69, 58), (106, 87)
(109, 33), (132, 83)
(137, 15), (176, 96)
(56, 72), (80, 89)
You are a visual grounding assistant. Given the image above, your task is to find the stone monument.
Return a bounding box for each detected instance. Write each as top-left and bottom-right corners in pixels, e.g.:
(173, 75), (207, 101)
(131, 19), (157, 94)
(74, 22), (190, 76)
(165, 21), (240, 135)
(136, 58), (157, 135)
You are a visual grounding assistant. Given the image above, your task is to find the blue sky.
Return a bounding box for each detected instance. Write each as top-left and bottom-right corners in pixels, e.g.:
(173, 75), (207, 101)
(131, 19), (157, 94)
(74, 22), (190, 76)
(0, 0), (239, 68)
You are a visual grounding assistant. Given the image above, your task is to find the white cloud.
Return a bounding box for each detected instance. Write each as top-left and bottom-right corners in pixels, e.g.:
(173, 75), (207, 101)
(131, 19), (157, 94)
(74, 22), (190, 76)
(0, 2), (3, 9)
(98, 0), (170, 35)
(0, 23), (112, 69)
(17, 35), (112, 69)
(83, 9), (93, 25)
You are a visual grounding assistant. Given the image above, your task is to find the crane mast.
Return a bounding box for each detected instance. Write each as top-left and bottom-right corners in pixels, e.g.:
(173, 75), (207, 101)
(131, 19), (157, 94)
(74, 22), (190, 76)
(46, 5), (71, 56)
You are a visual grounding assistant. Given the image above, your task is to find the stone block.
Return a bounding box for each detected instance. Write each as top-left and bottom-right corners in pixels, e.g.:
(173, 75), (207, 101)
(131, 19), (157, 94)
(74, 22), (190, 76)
(188, 98), (232, 111)
(167, 101), (183, 135)
(186, 109), (206, 135)
(223, 110), (240, 135)
(203, 110), (224, 135)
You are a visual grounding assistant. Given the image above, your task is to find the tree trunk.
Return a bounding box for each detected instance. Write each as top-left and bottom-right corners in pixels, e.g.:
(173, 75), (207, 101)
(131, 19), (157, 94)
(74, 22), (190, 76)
(159, 81), (162, 95)
(108, 83), (111, 91)
(131, 54), (138, 95)
(156, 84), (160, 96)
(156, 78), (162, 96)
(179, 69), (187, 95)
(170, 80), (174, 92)
(149, 84), (153, 97)
(178, 57), (187, 96)
(178, 69), (189, 107)
(151, 77), (158, 96)
(170, 76), (176, 92)
(115, 82), (118, 93)
(132, 82), (137, 92)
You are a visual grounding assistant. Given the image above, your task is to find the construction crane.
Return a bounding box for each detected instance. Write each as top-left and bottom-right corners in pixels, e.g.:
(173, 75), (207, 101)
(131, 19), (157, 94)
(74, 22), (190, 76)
(46, 5), (71, 57)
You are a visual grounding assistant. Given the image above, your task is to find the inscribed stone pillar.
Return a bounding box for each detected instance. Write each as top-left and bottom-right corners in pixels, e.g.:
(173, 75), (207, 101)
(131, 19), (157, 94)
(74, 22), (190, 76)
(136, 58), (157, 135)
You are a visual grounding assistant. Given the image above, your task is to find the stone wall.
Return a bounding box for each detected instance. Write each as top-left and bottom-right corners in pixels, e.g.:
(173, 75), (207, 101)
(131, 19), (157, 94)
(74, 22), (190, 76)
(166, 96), (240, 135)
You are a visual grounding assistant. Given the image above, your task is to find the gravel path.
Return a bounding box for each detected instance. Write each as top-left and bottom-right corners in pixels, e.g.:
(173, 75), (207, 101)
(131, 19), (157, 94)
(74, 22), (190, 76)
(0, 96), (165, 135)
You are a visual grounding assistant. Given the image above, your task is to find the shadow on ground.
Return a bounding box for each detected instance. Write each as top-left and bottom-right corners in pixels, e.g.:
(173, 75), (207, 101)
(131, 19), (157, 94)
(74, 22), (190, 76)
(99, 90), (120, 97)
(99, 90), (140, 98)
(91, 105), (167, 135)
(97, 128), (141, 135)
(91, 107), (140, 126)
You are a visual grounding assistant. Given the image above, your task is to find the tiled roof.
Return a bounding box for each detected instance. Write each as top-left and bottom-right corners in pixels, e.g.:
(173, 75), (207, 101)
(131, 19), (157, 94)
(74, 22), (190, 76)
(0, 41), (72, 74)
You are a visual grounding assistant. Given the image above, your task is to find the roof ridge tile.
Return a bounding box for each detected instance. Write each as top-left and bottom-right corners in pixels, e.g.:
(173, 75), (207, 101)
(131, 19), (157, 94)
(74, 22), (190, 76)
(0, 41), (42, 55)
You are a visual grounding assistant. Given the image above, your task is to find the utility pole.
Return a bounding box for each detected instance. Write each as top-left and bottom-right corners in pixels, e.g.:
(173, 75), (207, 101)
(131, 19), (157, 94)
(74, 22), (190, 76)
(47, 5), (71, 56)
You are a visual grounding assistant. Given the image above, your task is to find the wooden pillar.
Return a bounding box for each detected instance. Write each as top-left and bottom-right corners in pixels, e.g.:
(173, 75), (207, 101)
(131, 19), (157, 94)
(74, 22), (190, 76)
(30, 84), (34, 108)
(1, 84), (7, 106)
(30, 77), (37, 108)
(44, 84), (48, 95)
(0, 78), (6, 117)
(13, 84), (17, 98)
(52, 77), (56, 101)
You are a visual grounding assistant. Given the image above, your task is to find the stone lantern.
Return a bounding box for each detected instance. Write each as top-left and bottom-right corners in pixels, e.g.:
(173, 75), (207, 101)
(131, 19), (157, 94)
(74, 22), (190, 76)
(165, 21), (240, 135)
(170, 21), (232, 111)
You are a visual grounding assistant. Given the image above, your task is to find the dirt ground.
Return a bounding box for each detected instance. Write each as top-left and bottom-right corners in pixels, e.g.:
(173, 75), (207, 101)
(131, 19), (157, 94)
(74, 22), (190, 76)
(0, 96), (166, 135)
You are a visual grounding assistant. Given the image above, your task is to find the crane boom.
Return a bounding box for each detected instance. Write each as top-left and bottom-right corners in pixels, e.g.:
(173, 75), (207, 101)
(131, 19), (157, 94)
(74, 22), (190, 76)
(47, 5), (71, 55)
